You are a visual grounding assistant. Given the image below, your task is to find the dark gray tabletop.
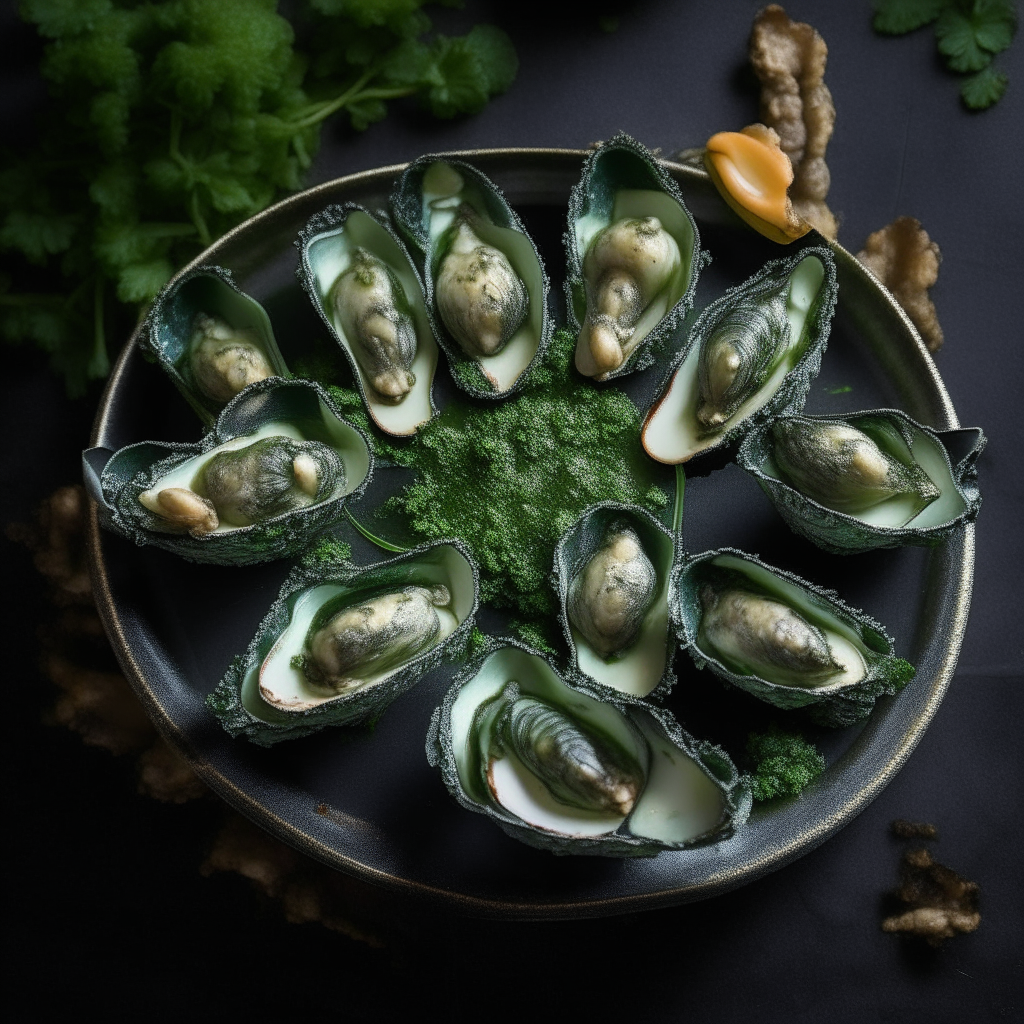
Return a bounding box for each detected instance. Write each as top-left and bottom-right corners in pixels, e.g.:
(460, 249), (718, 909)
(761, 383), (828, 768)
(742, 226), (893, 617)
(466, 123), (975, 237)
(4, 1), (1021, 1019)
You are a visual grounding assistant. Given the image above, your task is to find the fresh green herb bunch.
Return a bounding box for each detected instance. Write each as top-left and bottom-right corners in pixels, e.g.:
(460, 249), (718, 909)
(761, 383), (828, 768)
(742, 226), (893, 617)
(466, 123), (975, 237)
(872, 0), (1018, 109)
(1, 0), (517, 394)
(746, 724), (826, 801)
(334, 329), (670, 619)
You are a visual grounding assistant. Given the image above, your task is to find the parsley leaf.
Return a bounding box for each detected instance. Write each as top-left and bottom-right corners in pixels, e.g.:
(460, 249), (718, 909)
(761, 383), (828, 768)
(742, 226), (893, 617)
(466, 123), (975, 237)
(872, 0), (1017, 109)
(961, 62), (1009, 106)
(872, 0), (950, 35)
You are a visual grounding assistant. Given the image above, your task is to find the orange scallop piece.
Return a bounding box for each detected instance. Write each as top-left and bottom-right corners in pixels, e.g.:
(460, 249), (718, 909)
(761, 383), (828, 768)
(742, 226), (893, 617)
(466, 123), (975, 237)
(704, 126), (810, 245)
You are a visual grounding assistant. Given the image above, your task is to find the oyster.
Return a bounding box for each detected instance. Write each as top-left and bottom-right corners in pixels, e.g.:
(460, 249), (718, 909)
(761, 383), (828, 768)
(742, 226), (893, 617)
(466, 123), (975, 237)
(140, 266), (289, 424)
(86, 379), (371, 566)
(139, 436), (343, 536)
(435, 205), (528, 358)
(643, 246), (838, 464)
(188, 312), (275, 404)
(674, 550), (915, 726)
(565, 134), (703, 380)
(328, 247), (418, 404)
(426, 643), (750, 856)
(737, 411), (985, 554)
(555, 503), (680, 700)
(298, 203), (438, 436)
(208, 541), (479, 745)
(390, 157), (552, 397)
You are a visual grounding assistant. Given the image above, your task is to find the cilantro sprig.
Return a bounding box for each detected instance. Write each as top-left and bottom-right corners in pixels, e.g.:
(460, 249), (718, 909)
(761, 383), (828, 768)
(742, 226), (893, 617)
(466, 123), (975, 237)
(2, 0), (518, 395)
(872, 0), (1017, 109)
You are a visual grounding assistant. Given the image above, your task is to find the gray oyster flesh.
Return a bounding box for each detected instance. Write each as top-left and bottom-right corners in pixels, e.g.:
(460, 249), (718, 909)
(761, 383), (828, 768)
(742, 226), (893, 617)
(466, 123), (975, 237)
(189, 312), (275, 404)
(301, 584), (451, 694)
(567, 523), (657, 659)
(198, 437), (342, 528)
(330, 247), (418, 404)
(580, 216), (678, 375)
(695, 282), (790, 436)
(698, 578), (843, 688)
(435, 206), (528, 358)
(484, 681), (644, 817)
(771, 418), (940, 519)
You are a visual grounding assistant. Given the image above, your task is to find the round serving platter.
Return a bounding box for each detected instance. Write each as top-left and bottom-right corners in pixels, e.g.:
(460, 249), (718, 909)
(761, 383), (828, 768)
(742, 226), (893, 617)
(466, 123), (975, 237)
(86, 149), (973, 919)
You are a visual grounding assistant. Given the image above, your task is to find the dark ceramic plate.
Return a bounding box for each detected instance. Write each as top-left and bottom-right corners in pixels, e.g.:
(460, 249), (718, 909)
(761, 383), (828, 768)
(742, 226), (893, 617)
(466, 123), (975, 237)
(87, 150), (973, 919)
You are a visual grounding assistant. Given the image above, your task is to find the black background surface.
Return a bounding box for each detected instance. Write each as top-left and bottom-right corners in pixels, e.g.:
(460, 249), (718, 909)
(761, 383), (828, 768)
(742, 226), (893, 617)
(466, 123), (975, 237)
(3, 1), (1022, 1020)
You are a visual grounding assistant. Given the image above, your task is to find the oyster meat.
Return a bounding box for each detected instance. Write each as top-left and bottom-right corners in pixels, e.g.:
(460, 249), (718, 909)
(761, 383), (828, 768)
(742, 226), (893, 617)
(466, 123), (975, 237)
(189, 312), (276, 404)
(643, 247), (837, 464)
(329, 247), (418, 404)
(300, 584), (451, 696)
(567, 523), (657, 659)
(771, 417), (940, 521)
(698, 581), (847, 688)
(695, 281), (790, 436)
(139, 436), (343, 535)
(481, 682), (644, 817)
(429, 644), (750, 856)
(435, 205), (529, 359)
(579, 216), (681, 375)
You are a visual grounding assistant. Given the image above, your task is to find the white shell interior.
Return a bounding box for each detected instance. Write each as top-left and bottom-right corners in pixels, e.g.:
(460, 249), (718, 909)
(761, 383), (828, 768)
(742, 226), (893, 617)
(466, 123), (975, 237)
(450, 646), (725, 844)
(627, 712), (726, 845)
(572, 522), (674, 699)
(760, 419), (966, 530)
(307, 211), (437, 435)
(244, 543), (475, 718)
(702, 553), (867, 691)
(643, 254), (824, 464)
(139, 406), (369, 534)
(574, 188), (696, 370)
(422, 164), (545, 393)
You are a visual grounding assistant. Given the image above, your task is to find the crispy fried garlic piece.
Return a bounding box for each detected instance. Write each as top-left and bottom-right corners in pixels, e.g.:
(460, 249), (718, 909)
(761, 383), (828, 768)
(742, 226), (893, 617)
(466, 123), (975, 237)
(882, 848), (980, 947)
(891, 819), (939, 840)
(857, 217), (944, 352)
(704, 124), (809, 244)
(749, 4), (837, 239)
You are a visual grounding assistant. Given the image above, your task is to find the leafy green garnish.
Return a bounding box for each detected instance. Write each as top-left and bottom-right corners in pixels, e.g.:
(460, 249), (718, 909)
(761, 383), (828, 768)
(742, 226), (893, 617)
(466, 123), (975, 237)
(872, 0), (1017, 109)
(2, 0), (518, 394)
(370, 328), (669, 618)
(960, 62), (1010, 105)
(746, 725), (826, 802)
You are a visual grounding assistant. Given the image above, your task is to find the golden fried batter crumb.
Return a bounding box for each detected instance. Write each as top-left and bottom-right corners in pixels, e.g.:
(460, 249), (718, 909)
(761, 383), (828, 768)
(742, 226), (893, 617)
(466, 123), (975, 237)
(749, 5), (838, 238)
(891, 819), (939, 840)
(857, 217), (944, 351)
(882, 847), (980, 946)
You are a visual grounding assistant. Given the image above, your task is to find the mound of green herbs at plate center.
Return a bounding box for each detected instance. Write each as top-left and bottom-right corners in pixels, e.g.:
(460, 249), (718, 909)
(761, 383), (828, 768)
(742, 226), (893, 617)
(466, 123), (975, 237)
(330, 328), (669, 618)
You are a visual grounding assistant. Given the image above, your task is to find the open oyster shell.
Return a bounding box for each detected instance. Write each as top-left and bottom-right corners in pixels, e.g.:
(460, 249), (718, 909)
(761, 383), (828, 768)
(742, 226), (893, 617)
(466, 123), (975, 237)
(426, 641), (750, 857)
(208, 540), (479, 745)
(139, 266), (290, 425)
(673, 549), (915, 727)
(297, 203), (438, 436)
(737, 410), (985, 554)
(554, 502), (681, 701)
(643, 245), (838, 464)
(84, 379), (371, 566)
(390, 156), (552, 398)
(565, 133), (704, 381)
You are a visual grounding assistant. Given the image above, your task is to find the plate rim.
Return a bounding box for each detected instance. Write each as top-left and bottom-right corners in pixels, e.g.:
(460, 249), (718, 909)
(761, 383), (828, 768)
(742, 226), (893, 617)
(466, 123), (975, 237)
(85, 148), (974, 919)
